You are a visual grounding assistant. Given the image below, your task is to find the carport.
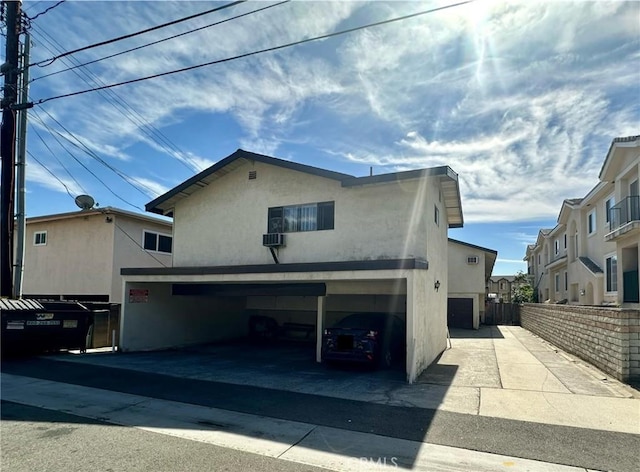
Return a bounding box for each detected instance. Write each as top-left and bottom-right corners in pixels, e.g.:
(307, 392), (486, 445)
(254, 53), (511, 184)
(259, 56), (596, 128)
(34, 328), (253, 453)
(121, 259), (444, 383)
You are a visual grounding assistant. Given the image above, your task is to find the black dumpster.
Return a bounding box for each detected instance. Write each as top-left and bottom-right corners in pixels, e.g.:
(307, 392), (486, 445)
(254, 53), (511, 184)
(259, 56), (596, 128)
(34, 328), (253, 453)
(1, 298), (94, 354)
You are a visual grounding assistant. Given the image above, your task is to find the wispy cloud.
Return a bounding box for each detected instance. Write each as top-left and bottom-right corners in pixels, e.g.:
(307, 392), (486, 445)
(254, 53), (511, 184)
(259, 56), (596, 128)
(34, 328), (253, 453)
(19, 0), (639, 225)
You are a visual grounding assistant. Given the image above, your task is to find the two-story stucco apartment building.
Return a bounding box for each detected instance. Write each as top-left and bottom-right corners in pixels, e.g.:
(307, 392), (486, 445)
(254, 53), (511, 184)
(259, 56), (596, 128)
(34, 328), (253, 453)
(525, 136), (639, 307)
(120, 149), (464, 383)
(19, 207), (173, 345)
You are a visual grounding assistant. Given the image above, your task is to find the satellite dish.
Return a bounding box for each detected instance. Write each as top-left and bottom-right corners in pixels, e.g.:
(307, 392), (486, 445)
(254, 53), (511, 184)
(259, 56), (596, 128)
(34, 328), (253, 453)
(74, 194), (95, 211)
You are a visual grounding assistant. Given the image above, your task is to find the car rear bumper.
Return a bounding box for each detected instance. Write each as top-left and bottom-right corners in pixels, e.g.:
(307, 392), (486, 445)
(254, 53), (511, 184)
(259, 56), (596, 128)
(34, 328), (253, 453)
(322, 349), (376, 364)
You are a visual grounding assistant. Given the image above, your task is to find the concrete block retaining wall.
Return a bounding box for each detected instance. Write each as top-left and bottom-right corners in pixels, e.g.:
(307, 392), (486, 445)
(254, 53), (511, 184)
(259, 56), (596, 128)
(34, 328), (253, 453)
(520, 304), (640, 383)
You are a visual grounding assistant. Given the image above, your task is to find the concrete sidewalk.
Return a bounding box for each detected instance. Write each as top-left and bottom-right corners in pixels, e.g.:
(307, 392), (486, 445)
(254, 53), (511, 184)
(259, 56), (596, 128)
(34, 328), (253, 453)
(0, 373), (603, 472)
(419, 325), (640, 434)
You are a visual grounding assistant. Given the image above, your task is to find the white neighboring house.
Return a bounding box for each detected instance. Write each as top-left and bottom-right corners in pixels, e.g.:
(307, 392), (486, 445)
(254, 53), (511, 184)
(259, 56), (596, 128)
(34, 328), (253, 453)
(447, 239), (497, 329)
(20, 207), (172, 304)
(525, 136), (639, 307)
(120, 149), (464, 383)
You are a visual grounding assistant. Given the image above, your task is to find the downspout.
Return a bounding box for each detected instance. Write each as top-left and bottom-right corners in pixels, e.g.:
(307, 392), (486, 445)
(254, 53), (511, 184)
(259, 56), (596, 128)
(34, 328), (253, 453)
(269, 247), (279, 264)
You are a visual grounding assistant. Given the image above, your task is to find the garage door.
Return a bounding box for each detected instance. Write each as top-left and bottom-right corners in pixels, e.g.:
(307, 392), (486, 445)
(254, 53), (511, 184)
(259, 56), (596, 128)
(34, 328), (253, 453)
(447, 298), (473, 329)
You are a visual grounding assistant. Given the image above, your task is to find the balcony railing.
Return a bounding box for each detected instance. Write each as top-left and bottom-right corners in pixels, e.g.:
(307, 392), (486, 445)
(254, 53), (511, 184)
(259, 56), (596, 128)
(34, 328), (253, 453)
(610, 196), (640, 231)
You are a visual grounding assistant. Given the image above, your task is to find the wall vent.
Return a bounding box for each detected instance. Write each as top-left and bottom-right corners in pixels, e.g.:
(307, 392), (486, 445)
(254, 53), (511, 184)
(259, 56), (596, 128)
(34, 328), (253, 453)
(467, 256), (479, 265)
(248, 170), (257, 180)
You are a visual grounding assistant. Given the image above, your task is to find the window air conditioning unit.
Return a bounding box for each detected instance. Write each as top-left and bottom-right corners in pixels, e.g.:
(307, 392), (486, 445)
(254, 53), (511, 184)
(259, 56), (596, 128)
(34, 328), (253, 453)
(467, 256), (479, 265)
(263, 233), (285, 247)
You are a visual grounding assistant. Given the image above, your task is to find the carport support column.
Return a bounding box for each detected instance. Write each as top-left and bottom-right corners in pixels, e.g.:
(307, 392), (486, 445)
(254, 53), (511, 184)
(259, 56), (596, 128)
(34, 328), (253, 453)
(316, 295), (326, 363)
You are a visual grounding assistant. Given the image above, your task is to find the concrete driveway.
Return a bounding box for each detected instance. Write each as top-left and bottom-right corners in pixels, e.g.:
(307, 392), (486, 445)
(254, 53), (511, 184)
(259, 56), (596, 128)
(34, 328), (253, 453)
(53, 325), (639, 435)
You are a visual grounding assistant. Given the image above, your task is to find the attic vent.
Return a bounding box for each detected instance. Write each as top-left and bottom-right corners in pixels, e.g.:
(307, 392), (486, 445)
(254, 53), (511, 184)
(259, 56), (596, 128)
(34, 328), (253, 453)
(248, 170), (257, 180)
(467, 256), (479, 265)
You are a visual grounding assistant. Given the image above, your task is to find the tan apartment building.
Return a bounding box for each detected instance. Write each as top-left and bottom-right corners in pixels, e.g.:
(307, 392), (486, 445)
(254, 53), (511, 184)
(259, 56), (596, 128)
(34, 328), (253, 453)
(525, 136), (639, 307)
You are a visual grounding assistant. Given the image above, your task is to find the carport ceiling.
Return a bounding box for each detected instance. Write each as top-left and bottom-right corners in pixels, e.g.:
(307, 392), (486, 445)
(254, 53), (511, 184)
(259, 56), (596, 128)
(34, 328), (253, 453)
(172, 283), (327, 297)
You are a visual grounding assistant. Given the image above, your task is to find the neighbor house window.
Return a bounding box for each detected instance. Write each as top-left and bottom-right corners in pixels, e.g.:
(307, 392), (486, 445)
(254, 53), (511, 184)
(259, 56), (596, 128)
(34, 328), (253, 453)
(143, 230), (172, 254)
(587, 210), (596, 235)
(434, 205), (440, 226)
(605, 254), (617, 292)
(555, 274), (560, 292)
(554, 240), (559, 255)
(564, 271), (568, 291)
(268, 201), (334, 233)
(605, 196), (615, 225)
(34, 231), (47, 246)
(563, 234), (567, 249)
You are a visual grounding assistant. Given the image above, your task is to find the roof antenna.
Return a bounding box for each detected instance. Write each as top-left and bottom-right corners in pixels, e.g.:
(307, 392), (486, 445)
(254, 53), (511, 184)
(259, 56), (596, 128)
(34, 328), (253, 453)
(369, 166), (373, 176)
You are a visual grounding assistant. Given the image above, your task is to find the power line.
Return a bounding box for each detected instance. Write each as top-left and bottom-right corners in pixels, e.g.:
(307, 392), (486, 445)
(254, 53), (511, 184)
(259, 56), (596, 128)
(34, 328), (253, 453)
(34, 106), (157, 198)
(26, 0), (65, 22)
(30, 124), (88, 194)
(34, 0), (474, 105)
(29, 22), (203, 173)
(30, 109), (145, 210)
(111, 218), (169, 268)
(26, 149), (76, 199)
(30, 1), (290, 84)
(32, 1), (245, 67)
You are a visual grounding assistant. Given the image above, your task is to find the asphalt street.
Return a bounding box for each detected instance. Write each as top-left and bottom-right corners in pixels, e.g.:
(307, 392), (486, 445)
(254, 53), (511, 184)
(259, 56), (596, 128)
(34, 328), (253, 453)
(1, 401), (331, 472)
(2, 356), (639, 472)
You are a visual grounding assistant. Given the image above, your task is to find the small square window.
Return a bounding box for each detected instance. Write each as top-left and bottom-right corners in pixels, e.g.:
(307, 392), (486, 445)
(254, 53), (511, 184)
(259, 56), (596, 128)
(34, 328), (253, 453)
(34, 231), (47, 246)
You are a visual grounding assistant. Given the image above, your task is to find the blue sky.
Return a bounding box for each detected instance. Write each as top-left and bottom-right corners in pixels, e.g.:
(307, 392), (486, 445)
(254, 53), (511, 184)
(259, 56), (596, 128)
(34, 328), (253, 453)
(6, 0), (640, 275)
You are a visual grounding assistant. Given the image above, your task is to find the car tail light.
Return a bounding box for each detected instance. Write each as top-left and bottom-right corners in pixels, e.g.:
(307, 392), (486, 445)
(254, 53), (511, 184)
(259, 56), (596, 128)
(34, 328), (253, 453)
(365, 330), (378, 339)
(324, 329), (332, 336)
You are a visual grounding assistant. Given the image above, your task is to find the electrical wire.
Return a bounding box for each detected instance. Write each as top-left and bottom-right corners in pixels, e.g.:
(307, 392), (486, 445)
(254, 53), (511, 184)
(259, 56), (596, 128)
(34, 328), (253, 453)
(26, 0), (65, 22)
(34, 106), (158, 198)
(30, 109), (145, 210)
(26, 149), (76, 199)
(30, 1), (290, 83)
(34, 0), (474, 104)
(30, 124), (88, 194)
(29, 22), (203, 173)
(32, 0), (245, 67)
(111, 219), (169, 267)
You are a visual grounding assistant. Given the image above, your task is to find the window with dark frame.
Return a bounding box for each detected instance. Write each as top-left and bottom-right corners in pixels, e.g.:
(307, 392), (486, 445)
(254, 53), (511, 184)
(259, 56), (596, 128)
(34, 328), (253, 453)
(606, 255), (617, 292)
(143, 230), (172, 254)
(605, 197), (615, 224)
(267, 201), (334, 233)
(434, 205), (439, 226)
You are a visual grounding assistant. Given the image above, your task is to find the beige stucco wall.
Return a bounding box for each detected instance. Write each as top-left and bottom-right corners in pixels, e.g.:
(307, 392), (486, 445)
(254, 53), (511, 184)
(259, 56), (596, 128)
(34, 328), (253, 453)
(120, 282), (247, 351)
(21, 212), (172, 303)
(110, 214), (172, 303)
(172, 161), (439, 266)
(448, 241), (487, 328)
(22, 214), (115, 298)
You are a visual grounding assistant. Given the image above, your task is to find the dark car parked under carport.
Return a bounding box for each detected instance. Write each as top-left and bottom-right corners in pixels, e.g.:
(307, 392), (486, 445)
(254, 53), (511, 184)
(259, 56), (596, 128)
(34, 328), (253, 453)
(321, 312), (405, 369)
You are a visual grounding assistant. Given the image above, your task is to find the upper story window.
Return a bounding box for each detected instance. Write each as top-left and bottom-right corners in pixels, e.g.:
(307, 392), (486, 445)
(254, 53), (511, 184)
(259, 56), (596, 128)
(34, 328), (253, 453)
(143, 230), (172, 254)
(34, 231), (47, 246)
(554, 239), (559, 255)
(587, 210), (596, 235)
(434, 205), (440, 226)
(605, 196), (615, 225)
(563, 233), (567, 249)
(268, 201), (334, 233)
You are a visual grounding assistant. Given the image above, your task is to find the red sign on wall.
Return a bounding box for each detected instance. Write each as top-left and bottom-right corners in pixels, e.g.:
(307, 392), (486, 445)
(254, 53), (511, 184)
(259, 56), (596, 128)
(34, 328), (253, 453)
(129, 289), (149, 303)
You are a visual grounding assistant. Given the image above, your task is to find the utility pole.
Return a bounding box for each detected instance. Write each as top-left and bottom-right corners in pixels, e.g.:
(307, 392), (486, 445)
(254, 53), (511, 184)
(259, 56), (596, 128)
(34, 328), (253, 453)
(1, 0), (21, 298)
(13, 31), (30, 298)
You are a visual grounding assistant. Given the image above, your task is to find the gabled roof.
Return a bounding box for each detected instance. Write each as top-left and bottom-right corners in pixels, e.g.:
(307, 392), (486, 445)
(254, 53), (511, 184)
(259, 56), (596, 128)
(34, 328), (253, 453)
(558, 198), (583, 223)
(146, 149), (464, 227)
(599, 135), (640, 181)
